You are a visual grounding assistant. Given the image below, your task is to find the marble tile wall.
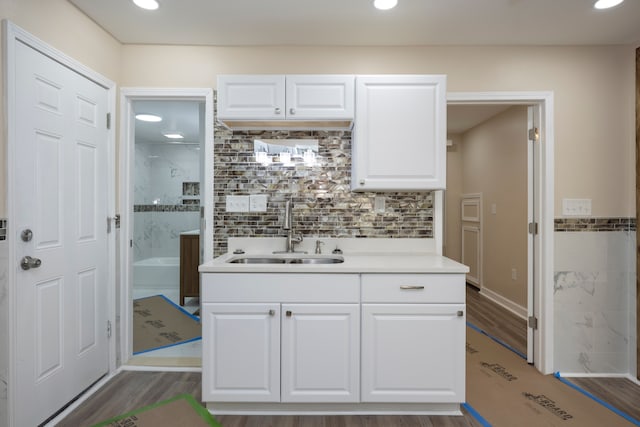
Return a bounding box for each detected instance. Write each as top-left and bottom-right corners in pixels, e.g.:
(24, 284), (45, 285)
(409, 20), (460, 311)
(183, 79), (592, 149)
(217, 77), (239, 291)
(0, 226), (8, 427)
(134, 143), (201, 261)
(213, 126), (434, 257)
(554, 230), (636, 374)
(133, 211), (200, 261)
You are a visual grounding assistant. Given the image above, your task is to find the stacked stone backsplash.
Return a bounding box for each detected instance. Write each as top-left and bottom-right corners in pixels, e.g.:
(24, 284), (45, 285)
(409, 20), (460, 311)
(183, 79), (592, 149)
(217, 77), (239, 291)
(214, 124), (434, 257)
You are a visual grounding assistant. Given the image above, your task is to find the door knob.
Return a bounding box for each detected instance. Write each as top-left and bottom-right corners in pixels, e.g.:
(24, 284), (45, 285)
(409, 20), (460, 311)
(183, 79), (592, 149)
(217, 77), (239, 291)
(20, 256), (42, 270)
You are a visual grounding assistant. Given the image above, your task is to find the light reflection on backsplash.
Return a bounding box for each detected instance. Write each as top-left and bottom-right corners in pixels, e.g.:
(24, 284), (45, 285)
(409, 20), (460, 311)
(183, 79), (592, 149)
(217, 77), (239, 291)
(213, 124), (434, 257)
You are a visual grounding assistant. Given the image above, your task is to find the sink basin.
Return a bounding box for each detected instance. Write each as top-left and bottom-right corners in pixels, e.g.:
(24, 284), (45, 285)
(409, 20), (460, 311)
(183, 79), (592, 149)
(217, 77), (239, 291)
(228, 255), (344, 264)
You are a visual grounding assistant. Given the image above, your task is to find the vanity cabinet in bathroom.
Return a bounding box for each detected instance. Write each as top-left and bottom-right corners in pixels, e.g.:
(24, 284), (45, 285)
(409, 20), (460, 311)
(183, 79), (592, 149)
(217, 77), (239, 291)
(351, 75), (447, 191)
(216, 75), (354, 127)
(179, 233), (200, 305)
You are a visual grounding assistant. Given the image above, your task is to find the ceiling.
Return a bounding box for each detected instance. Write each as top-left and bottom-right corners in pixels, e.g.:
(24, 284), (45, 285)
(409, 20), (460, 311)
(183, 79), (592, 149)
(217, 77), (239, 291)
(94, 1), (637, 139)
(134, 100), (202, 144)
(69, 0), (640, 46)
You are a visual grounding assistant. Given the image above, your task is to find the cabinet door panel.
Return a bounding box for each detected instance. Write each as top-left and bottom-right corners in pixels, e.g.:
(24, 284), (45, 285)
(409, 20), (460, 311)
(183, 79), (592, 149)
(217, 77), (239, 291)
(352, 75), (446, 191)
(202, 303), (280, 402)
(217, 75), (285, 119)
(281, 304), (360, 402)
(286, 75), (354, 120)
(361, 304), (465, 403)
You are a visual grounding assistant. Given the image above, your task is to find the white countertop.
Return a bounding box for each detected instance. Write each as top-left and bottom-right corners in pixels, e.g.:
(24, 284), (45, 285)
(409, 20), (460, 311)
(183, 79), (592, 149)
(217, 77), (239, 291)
(199, 238), (469, 274)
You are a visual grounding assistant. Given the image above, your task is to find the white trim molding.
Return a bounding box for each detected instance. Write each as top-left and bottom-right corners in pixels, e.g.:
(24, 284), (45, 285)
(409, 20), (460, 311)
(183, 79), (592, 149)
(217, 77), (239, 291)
(118, 87), (214, 365)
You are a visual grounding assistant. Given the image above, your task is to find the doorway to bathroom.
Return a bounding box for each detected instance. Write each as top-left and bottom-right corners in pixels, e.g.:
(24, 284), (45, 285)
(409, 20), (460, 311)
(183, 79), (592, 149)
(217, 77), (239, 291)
(119, 88), (214, 368)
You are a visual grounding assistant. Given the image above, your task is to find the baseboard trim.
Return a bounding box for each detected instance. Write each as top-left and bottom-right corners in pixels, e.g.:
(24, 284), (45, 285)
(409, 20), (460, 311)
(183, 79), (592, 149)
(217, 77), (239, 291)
(479, 287), (527, 320)
(120, 364), (202, 373)
(558, 372), (640, 384)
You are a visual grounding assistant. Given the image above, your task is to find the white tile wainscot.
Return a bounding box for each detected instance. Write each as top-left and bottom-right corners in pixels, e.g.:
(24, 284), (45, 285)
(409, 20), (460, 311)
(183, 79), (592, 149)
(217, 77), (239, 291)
(554, 231), (636, 375)
(199, 238), (469, 415)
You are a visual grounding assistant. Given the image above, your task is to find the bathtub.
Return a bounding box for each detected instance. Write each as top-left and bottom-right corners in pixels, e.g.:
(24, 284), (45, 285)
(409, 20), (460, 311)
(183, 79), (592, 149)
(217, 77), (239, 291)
(133, 257), (180, 289)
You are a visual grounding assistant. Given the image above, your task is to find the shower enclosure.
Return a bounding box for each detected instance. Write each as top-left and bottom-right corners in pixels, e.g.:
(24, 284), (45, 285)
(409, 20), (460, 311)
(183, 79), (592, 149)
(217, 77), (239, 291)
(132, 100), (203, 305)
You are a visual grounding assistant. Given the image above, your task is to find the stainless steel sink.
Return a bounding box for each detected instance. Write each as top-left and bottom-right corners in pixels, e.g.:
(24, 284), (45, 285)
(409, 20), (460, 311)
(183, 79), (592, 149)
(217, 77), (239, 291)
(228, 255), (344, 264)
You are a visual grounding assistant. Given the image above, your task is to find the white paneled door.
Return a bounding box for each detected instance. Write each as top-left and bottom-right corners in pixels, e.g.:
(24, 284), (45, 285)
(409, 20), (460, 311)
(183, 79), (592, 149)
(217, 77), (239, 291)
(13, 40), (109, 426)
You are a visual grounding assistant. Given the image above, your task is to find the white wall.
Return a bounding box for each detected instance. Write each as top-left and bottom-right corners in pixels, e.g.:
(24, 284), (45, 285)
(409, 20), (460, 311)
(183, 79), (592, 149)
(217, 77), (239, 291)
(460, 106), (529, 308)
(119, 44), (637, 219)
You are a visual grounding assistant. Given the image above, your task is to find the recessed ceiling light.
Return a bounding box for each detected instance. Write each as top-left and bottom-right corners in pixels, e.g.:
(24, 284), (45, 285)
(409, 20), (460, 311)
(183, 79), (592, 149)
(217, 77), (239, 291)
(594, 0), (624, 9)
(374, 0), (398, 10)
(133, 0), (159, 11)
(135, 113), (162, 122)
(163, 132), (184, 139)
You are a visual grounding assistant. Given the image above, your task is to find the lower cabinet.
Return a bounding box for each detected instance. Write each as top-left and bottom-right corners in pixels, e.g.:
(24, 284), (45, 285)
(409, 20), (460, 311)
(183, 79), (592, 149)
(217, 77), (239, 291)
(202, 301), (359, 403)
(201, 272), (466, 412)
(281, 304), (359, 402)
(361, 303), (466, 403)
(202, 303), (280, 402)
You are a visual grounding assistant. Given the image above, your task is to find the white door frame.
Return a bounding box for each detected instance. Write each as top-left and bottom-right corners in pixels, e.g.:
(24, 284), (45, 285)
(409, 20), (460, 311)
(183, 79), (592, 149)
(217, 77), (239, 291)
(448, 91), (554, 374)
(4, 20), (117, 424)
(118, 87), (214, 363)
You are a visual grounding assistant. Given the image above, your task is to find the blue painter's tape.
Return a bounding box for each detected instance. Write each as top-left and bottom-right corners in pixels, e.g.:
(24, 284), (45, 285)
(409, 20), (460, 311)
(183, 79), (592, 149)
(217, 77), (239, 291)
(463, 402), (492, 427)
(132, 294), (202, 355)
(466, 321), (527, 360)
(554, 372), (640, 426)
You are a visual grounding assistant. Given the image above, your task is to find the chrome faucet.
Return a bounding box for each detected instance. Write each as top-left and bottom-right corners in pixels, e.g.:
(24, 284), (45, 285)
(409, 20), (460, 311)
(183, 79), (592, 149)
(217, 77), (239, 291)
(276, 198), (304, 253)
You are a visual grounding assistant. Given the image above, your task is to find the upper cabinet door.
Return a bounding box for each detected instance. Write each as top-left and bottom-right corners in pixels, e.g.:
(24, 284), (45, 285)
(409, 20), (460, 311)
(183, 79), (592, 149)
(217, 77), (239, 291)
(352, 75), (447, 191)
(285, 75), (355, 120)
(217, 75), (286, 120)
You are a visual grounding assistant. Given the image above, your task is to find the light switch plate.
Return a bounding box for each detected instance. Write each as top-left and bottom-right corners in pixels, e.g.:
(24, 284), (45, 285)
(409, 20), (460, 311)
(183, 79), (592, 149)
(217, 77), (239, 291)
(226, 195), (249, 212)
(562, 198), (592, 216)
(374, 196), (385, 213)
(249, 194), (268, 212)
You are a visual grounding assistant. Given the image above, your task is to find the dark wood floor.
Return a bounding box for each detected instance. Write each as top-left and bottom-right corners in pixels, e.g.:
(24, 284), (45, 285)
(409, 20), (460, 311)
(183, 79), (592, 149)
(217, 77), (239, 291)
(57, 286), (640, 426)
(56, 370), (483, 427)
(465, 285), (527, 356)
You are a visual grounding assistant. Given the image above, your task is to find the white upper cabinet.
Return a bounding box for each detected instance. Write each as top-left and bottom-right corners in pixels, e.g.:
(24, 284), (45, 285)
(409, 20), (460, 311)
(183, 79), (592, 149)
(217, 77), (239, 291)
(217, 75), (285, 120)
(217, 74), (354, 128)
(351, 75), (447, 191)
(285, 75), (354, 120)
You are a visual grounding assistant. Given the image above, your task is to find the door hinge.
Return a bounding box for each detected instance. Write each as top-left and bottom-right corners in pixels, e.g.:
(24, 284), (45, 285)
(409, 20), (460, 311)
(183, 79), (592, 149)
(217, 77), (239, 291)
(106, 112), (111, 130)
(528, 222), (538, 235)
(107, 320), (112, 338)
(528, 127), (539, 142)
(528, 316), (538, 330)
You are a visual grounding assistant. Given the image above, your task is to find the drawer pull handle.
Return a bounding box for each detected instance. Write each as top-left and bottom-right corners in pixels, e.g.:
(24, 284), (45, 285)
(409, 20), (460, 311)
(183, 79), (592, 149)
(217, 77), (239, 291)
(400, 285), (425, 290)
(268, 309), (275, 316)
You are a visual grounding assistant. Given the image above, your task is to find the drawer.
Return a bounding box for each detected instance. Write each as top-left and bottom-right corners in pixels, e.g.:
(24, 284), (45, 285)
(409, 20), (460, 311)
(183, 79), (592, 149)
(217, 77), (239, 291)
(361, 274), (465, 303)
(202, 273), (359, 303)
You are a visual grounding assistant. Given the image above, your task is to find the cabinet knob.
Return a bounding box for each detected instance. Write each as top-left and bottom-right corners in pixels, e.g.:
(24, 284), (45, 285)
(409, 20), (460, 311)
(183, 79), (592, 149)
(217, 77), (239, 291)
(275, 107), (282, 115)
(289, 108), (296, 115)
(457, 310), (464, 317)
(359, 179), (365, 185)
(268, 309), (275, 316)
(286, 310), (292, 317)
